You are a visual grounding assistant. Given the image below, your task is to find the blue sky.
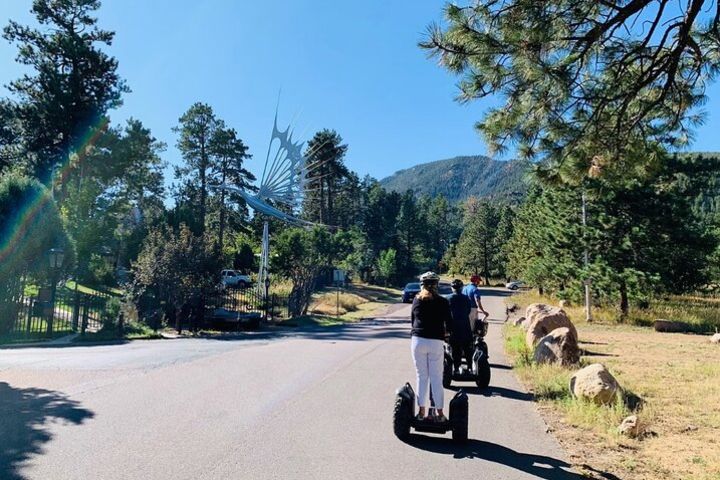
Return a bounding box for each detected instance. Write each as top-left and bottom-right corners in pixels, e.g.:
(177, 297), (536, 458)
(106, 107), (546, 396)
(2, 0), (720, 185)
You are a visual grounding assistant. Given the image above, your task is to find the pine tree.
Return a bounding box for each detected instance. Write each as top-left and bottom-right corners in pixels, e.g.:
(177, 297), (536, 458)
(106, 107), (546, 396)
(2, 0), (128, 183)
(303, 130), (348, 225)
(452, 199), (499, 284)
(420, 1), (719, 178)
(173, 103), (220, 235)
(209, 126), (255, 253)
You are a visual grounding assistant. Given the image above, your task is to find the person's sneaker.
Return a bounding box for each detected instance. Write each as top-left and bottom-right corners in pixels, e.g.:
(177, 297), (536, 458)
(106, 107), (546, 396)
(435, 414), (448, 423)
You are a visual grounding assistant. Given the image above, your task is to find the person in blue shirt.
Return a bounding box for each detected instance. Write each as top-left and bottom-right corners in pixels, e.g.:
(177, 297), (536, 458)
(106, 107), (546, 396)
(462, 275), (489, 332)
(448, 279), (473, 374)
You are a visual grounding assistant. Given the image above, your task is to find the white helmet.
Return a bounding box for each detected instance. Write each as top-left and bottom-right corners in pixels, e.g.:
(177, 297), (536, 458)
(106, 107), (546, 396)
(419, 271), (440, 284)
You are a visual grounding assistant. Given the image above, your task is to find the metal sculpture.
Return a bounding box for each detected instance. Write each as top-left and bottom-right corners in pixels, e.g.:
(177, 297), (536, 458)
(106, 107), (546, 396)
(214, 110), (316, 294)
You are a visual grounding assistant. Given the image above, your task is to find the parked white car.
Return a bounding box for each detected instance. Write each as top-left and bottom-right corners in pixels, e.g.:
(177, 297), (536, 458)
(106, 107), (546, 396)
(220, 270), (252, 288)
(505, 280), (526, 291)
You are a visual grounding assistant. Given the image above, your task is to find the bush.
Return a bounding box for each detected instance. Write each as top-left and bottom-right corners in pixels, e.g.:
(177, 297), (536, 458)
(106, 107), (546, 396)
(0, 173), (74, 333)
(101, 297), (122, 329)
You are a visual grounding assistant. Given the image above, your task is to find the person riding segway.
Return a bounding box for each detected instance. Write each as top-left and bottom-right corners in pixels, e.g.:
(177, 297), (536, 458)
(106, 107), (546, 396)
(448, 279), (473, 375)
(443, 278), (492, 389)
(392, 272), (469, 443)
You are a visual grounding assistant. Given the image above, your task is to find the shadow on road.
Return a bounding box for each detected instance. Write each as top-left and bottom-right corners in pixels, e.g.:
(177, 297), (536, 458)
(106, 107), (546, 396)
(0, 382), (94, 480)
(478, 288), (515, 298)
(448, 385), (534, 402)
(407, 435), (586, 479)
(489, 362), (513, 370)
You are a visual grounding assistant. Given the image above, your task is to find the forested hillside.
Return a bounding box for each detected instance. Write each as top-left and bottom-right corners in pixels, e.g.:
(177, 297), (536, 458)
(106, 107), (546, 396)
(380, 155), (529, 202)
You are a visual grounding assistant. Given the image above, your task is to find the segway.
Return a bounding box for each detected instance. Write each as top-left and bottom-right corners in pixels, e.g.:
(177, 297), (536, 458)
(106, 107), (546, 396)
(443, 321), (491, 389)
(393, 382), (468, 443)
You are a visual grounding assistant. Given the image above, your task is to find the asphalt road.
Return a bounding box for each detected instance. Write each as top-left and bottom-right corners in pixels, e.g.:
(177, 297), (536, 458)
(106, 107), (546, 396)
(0, 288), (581, 480)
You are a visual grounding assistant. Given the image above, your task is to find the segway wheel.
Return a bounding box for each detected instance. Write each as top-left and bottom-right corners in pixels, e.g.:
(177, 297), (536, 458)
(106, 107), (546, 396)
(393, 395), (412, 441)
(450, 391), (469, 444)
(443, 359), (453, 389)
(476, 357), (491, 389)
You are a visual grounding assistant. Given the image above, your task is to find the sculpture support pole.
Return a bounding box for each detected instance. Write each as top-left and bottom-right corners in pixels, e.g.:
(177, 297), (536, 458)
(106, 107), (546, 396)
(259, 221), (270, 297)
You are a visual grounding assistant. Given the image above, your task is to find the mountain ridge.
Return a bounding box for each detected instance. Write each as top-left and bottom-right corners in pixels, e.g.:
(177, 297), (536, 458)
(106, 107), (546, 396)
(379, 155), (530, 203)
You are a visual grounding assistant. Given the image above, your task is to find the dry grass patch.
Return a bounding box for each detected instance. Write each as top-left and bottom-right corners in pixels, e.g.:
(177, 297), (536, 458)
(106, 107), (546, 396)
(505, 295), (720, 480)
(307, 283), (401, 320)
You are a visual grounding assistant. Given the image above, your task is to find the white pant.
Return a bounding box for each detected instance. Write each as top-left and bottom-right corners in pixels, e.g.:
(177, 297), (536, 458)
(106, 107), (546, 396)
(411, 336), (444, 409)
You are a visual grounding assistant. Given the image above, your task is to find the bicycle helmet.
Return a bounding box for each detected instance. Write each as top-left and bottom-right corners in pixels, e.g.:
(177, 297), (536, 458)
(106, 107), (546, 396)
(419, 271), (440, 284)
(451, 279), (464, 290)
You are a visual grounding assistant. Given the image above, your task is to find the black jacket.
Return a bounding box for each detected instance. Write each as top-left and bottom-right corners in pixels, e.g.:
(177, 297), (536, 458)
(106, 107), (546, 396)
(411, 294), (452, 340)
(448, 293), (473, 343)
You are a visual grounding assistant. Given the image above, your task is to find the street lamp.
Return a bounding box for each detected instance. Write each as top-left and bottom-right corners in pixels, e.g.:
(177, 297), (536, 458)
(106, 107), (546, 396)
(47, 247), (64, 335)
(49, 248), (65, 269)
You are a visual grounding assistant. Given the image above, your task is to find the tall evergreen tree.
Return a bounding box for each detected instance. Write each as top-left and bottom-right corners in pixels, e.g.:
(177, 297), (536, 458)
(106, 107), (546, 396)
(452, 199), (499, 285)
(2, 0), (127, 183)
(303, 130), (348, 225)
(493, 205), (515, 281)
(173, 103), (220, 235)
(421, 1), (720, 179)
(209, 126), (255, 254)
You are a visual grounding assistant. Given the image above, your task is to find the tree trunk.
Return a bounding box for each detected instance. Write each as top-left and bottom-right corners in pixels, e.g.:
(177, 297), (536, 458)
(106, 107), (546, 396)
(619, 280), (629, 319)
(327, 181), (334, 226)
(199, 137), (207, 234)
(218, 165), (227, 254)
(483, 241), (490, 286)
(318, 179), (325, 224)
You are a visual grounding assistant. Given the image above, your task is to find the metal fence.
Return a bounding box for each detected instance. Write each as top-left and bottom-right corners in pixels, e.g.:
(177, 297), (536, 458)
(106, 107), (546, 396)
(205, 287), (290, 327)
(2, 285), (118, 338)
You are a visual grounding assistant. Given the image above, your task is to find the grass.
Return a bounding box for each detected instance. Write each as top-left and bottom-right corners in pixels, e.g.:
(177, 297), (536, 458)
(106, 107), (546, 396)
(75, 322), (163, 342)
(275, 283), (402, 327)
(506, 293), (720, 480)
(513, 290), (720, 332)
(64, 280), (123, 296)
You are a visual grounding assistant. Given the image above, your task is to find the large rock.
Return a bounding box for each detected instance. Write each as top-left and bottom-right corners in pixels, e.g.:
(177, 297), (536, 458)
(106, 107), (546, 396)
(525, 304), (577, 347)
(533, 327), (580, 366)
(710, 333), (720, 344)
(618, 415), (640, 438)
(570, 363), (620, 405)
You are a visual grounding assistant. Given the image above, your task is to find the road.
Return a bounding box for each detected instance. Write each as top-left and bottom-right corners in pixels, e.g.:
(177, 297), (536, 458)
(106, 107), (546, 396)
(0, 288), (581, 480)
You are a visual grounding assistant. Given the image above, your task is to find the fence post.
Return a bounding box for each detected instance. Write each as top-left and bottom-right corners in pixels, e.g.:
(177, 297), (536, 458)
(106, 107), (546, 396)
(25, 298), (34, 334)
(117, 311), (124, 338)
(72, 289), (80, 332)
(81, 300), (89, 336)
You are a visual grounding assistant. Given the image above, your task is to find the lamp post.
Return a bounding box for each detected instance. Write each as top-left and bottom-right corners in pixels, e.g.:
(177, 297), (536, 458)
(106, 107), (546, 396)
(48, 247), (65, 335)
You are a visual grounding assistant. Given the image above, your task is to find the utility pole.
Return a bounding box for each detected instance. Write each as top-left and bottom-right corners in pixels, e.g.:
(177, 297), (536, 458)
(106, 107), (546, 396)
(582, 193), (592, 322)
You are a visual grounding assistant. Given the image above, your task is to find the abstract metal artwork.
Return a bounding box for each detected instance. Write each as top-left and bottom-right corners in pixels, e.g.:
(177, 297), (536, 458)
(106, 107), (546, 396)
(214, 109), (316, 293)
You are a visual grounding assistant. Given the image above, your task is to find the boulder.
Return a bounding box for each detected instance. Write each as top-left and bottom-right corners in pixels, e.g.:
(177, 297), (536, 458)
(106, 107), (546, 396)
(710, 333), (720, 344)
(525, 304), (577, 347)
(654, 319), (691, 333)
(525, 303), (546, 323)
(533, 327), (580, 366)
(569, 363), (620, 405)
(618, 415), (640, 438)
